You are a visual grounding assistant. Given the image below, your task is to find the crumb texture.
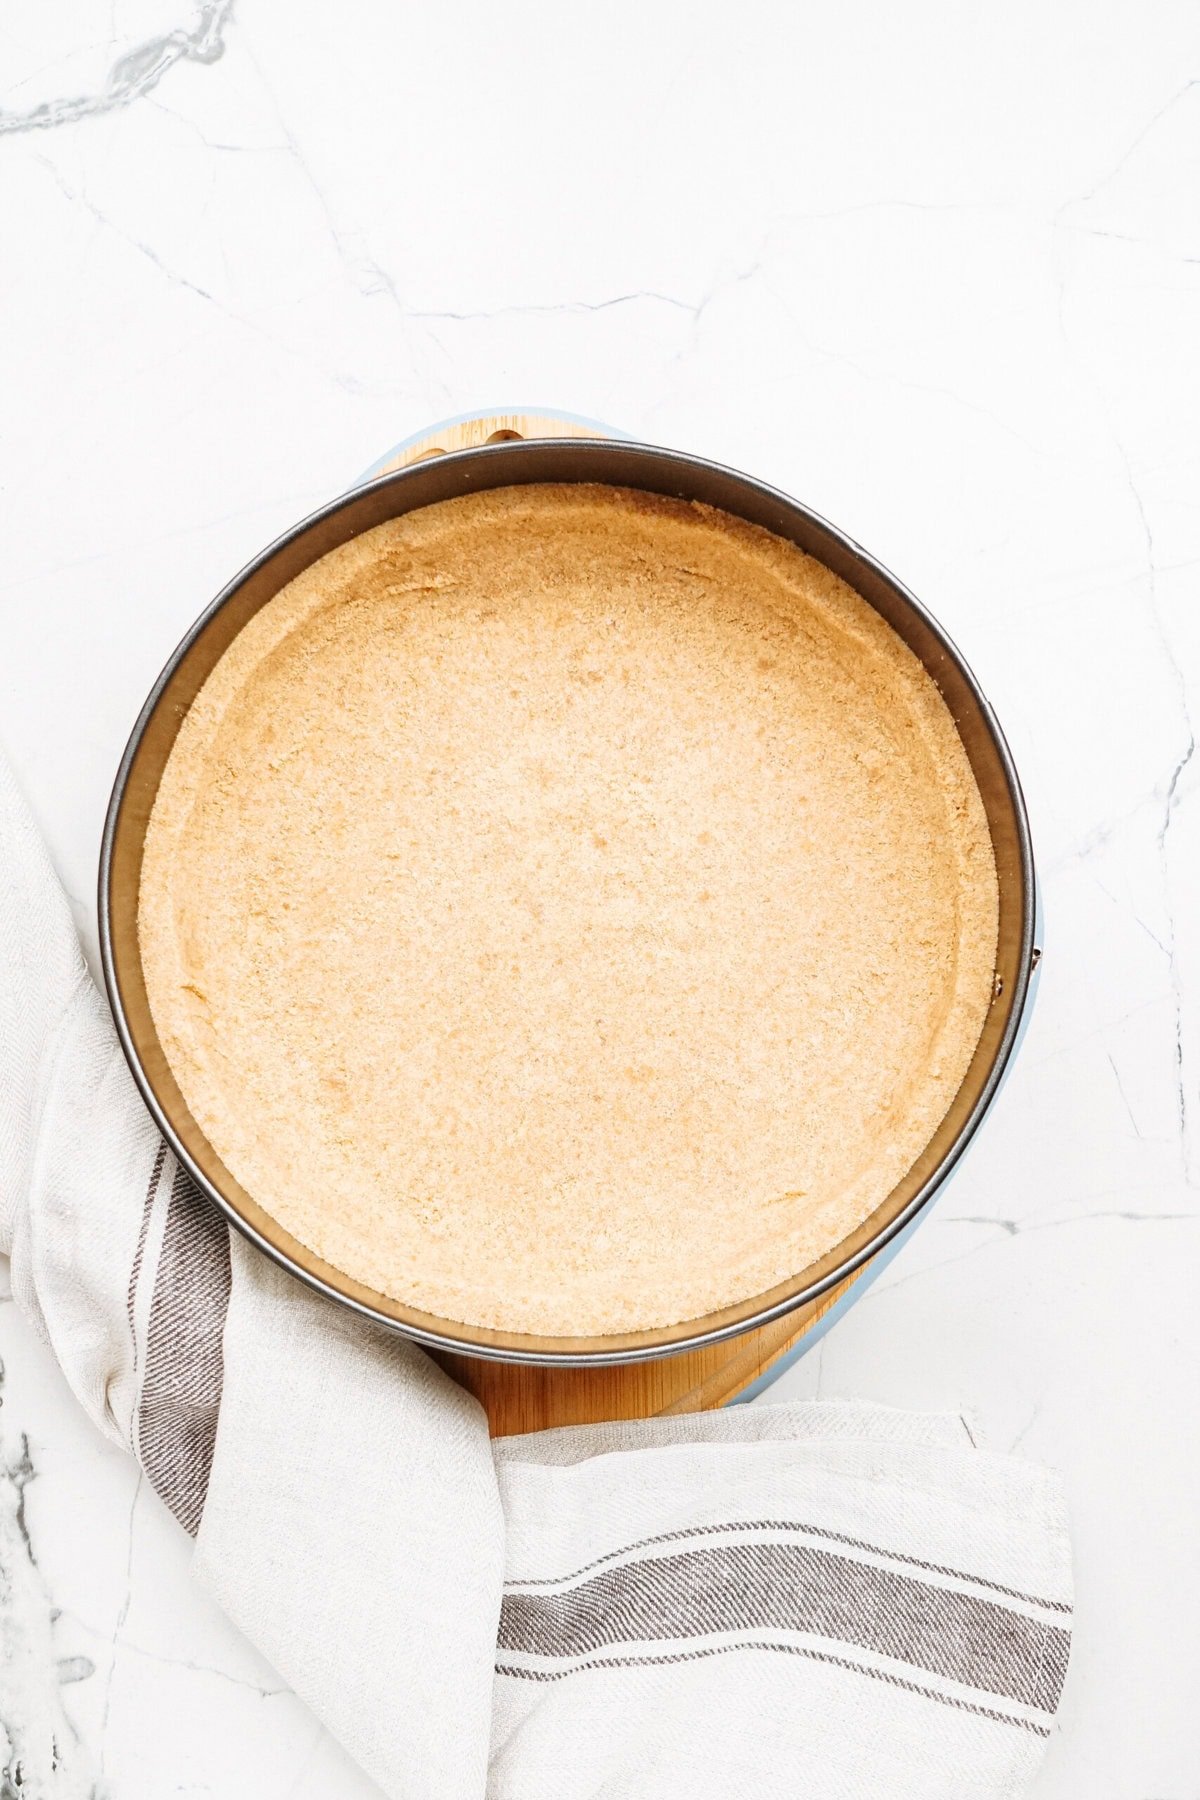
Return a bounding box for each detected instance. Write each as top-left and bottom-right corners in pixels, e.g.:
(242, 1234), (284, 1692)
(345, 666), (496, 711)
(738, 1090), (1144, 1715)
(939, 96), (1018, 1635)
(139, 485), (999, 1335)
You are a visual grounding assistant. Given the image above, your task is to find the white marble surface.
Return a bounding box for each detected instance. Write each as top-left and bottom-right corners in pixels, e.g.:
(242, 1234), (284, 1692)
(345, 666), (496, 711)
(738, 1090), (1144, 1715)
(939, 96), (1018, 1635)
(1, 2), (1198, 1793)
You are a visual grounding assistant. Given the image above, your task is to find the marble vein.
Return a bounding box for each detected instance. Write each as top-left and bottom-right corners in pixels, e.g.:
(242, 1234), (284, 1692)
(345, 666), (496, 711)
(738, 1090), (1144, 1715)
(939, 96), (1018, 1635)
(33, 154), (216, 304)
(874, 1208), (1197, 1298)
(754, 300), (1049, 457)
(28, 150), (382, 407)
(1048, 82), (1200, 1189)
(1008, 1403), (1043, 1454)
(236, 39), (452, 405)
(53, 1661), (94, 1690)
(1060, 221), (1200, 265)
(58, 1617), (286, 1699)
(0, 1369), (95, 1798)
(0, 0), (234, 137)
(146, 94), (284, 157)
(1114, 441), (1196, 1185)
(1106, 1053), (1148, 1141)
(96, 1474), (141, 1785)
(407, 290), (697, 324)
(1065, 77), (1200, 212)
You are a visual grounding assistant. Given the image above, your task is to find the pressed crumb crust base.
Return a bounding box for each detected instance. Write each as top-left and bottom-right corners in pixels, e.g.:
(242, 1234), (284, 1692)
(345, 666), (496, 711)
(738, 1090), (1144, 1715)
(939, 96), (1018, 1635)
(139, 485), (999, 1336)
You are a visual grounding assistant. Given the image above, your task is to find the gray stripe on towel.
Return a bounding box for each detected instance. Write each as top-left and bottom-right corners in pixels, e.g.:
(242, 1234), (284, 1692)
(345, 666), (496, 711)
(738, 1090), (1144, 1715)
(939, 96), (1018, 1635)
(499, 1539), (1070, 1713)
(509, 1517), (1072, 1615)
(138, 1161), (231, 1536)
(126, 1138), (167, 1333)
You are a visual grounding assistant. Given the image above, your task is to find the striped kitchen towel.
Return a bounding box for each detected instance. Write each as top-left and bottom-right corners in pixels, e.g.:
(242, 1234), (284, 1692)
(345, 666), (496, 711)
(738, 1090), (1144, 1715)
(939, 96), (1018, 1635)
(0, 746), (1072, 1798)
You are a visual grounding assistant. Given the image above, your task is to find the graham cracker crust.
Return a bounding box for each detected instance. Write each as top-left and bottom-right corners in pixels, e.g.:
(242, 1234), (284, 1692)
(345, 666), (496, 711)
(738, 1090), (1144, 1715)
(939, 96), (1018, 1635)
(139, 485), (998, 1335)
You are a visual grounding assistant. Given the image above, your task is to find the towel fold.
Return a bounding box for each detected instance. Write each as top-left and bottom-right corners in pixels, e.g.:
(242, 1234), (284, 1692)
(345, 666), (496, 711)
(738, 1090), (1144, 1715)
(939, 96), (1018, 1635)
(0, 747), (1071, 1797)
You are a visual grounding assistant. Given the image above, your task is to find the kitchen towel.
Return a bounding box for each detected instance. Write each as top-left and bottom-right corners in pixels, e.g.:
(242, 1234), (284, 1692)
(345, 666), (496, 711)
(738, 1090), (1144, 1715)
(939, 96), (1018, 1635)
(0, 747), (1072, 1798)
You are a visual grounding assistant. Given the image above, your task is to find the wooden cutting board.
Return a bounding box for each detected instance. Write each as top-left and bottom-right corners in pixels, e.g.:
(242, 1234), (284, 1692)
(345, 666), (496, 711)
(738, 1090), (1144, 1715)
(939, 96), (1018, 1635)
(372, 411), (871, 1439)
(433, 1271), (864, 1438)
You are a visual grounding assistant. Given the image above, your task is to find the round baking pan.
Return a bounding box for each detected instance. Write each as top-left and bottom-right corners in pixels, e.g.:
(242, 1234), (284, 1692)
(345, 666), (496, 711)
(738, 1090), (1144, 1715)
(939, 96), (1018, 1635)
(100, 432), (1037, 1366)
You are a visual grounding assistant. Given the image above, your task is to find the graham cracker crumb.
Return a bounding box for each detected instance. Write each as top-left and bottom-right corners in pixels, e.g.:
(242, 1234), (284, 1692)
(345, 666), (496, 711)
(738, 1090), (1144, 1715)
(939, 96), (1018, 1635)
(139, 484), (999, 1335)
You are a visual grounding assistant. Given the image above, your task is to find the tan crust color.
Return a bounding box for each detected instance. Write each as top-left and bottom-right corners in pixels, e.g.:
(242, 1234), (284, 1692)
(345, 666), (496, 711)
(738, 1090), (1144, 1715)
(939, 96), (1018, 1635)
(139, 486), (998, 1336)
